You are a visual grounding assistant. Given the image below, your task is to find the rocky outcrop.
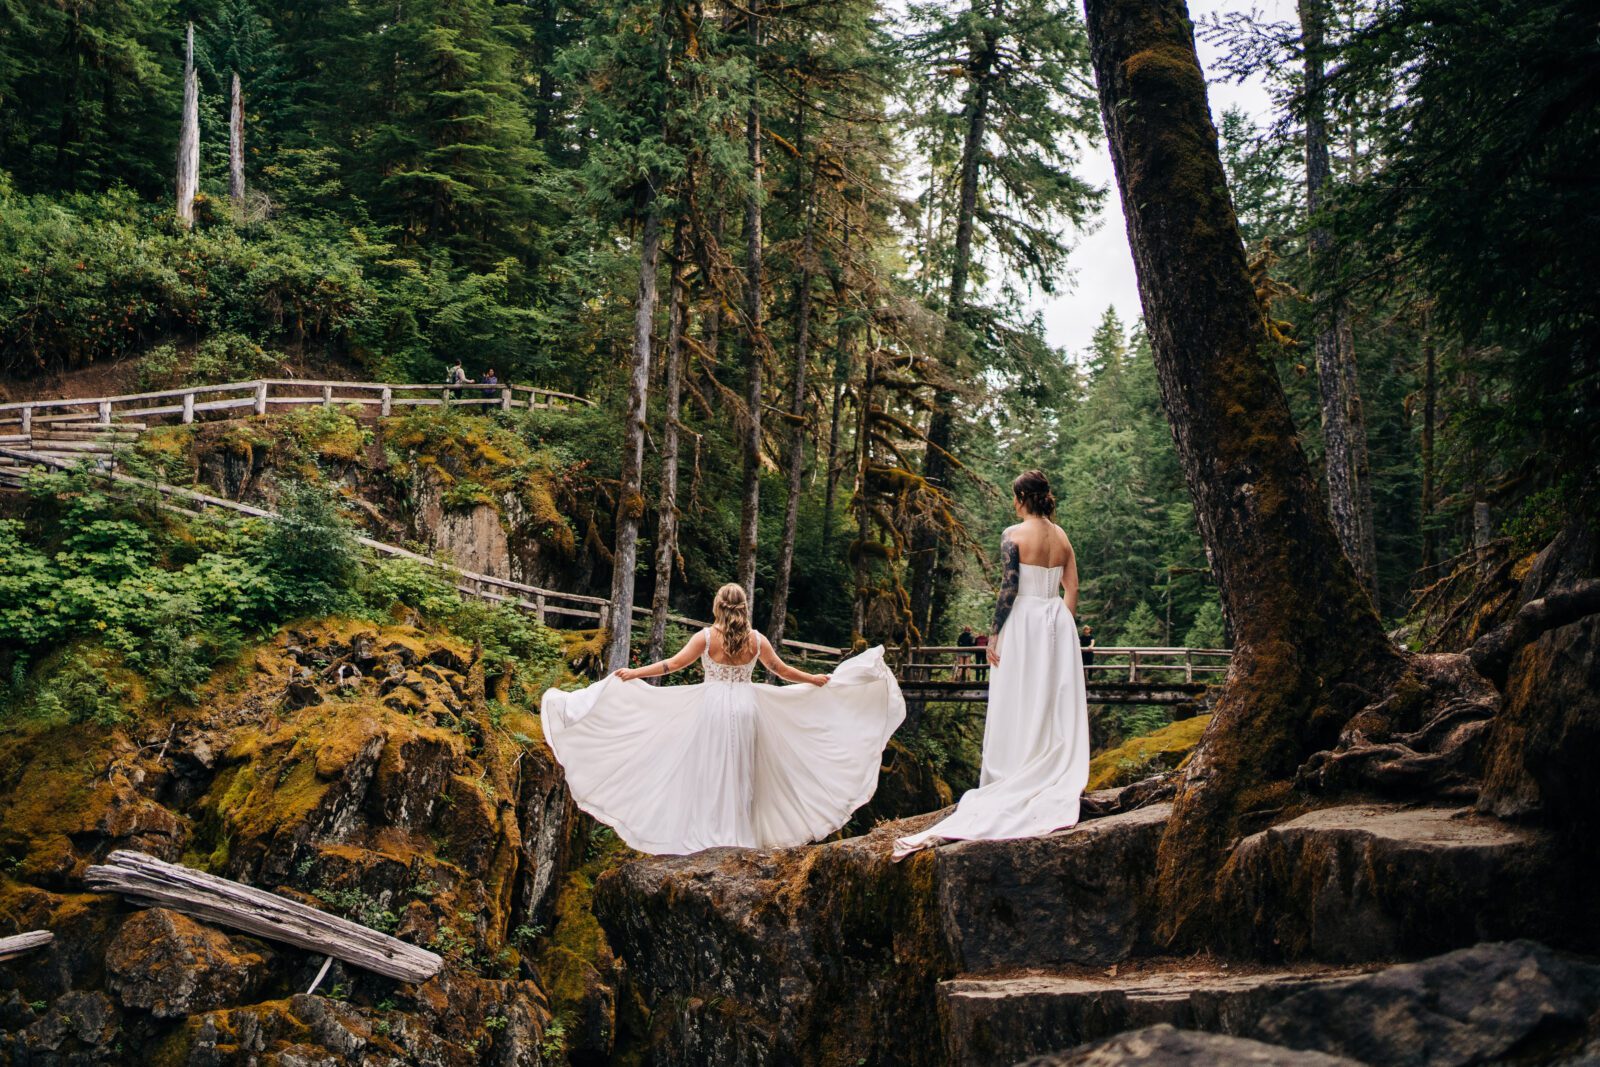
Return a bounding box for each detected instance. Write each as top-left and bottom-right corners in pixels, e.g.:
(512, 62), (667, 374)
(105, 909), (275, 1018)
(941, 965), (1374, 1067)
(0, 619), (583, 1066)
(1248, 940), (1600, 1066)
(1019, 1024), (1363, 1066)
(1215, 805), (1563, 962)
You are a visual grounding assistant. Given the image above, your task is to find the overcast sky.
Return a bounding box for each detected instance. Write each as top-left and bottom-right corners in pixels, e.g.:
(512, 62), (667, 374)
(1032, 0), (1294, 357)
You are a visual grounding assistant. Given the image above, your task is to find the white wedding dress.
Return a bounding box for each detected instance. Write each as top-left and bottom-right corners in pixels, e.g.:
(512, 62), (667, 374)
(893, 561), (1090, 857)
(541, 630), (905, 855)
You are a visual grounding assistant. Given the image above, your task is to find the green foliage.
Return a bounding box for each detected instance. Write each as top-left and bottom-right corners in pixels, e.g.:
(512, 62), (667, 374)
(250, 482), (363, 619)
(1116, 602), (1165, 648)
(1182, 601), (1227, 651)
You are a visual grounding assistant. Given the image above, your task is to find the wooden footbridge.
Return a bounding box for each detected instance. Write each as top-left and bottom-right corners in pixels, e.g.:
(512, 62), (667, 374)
(891, 645), (1230, 710)
(0, 378), (1231, 698)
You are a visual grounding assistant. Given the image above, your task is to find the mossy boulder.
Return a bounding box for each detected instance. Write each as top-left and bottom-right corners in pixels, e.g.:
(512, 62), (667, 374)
(105, 909), (275, 1018)
(1087, 715), (1209, 791)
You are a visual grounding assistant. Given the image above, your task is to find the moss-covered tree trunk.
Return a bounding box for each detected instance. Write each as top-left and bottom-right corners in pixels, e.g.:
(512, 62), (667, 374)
(605, 204), (662, 672)
(1081, 0), (1400, 940)
(647, 217), (690, 664)
(735, 0), (766, 598)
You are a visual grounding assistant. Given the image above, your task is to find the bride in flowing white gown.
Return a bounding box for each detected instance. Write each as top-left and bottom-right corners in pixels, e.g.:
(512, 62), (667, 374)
(542, 583), (905, 855)
(894, 470), (1090, 858)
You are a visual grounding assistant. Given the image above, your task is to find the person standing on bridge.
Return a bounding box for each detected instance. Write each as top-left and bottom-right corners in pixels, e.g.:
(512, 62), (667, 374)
(894, 469), (1089, 858)
(542, 583), (905, 854)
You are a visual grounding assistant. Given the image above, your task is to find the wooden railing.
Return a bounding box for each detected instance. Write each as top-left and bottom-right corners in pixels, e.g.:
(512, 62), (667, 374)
(892, 643), (1231, 704)
(0, 445), (841, 664)
(0, 378), (592, 436)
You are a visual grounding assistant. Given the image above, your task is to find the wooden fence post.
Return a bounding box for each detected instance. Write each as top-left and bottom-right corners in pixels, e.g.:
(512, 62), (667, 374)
(381, 388), (393, 417)
(1185, 650), (1194, 683)
(501, 386), (512, 412)
(99, 400), (112, 423)
(254, 382), (268, 416)
(20, 405), (31, 439)
(535, 594), (546, 624)
(182, 392), (195, 424)
(322, 385), (333, 406)
(1128, 650), (1140, 684)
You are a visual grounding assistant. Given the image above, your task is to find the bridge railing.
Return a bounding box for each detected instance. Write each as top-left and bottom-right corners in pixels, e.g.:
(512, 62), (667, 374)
(0, 379), (592, 436)
(892, 644), (1232, 685)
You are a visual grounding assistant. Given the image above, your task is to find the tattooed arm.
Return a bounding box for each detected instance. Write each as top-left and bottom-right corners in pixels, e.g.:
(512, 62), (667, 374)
(989, 534), (1021, 663)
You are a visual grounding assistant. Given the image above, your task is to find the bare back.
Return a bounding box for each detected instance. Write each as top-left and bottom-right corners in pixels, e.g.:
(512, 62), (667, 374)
(1005, 517), (1074, 569)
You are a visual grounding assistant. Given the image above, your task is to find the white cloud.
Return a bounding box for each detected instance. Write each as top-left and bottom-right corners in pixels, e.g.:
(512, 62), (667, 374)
(1032, 0), (1294, 358)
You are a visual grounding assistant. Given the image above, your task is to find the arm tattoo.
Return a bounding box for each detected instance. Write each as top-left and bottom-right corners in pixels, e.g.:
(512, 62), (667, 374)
(992, 535), (1021, 637)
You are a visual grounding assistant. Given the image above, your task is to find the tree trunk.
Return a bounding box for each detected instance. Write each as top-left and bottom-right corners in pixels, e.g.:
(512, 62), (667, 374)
(229, 71), (246, 207)
(822, 203), (855, 552)
(908, 0), (998, 643)
(851, 349), (878, 639)
(1420, 322), (1437, 570)
(647, 218), (690, 664)
(735, 0), (766, 598)
(176, 23), (200, 230)
(1082, 0), (1399, 942)
(1300, 0), (1377, 601)
(605, 205), (663, 672)
(767, 147), (818, 647)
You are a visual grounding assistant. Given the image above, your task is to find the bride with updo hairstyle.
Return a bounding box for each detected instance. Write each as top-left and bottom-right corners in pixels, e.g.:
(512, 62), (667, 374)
(894, 467), (1092, 858)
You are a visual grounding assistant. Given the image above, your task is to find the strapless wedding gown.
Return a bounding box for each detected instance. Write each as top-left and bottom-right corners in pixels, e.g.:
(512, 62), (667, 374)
(893, 563), (1089, 857)
(541, 631), (905, 854)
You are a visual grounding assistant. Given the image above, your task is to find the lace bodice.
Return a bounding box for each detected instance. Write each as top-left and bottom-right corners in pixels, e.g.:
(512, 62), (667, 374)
(701, 629), (758, 684)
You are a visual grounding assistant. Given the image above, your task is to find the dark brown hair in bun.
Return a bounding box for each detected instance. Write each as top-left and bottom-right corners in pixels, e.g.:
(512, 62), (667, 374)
(1013, 469), (1057, 517)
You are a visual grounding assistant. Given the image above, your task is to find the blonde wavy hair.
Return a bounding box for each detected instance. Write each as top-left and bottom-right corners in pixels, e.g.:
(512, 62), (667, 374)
(713, 583), (753, 659)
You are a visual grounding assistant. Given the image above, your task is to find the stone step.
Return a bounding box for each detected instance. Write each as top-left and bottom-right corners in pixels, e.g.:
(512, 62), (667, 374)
(1216, 804), (1563, 963)
(931, 803), (1171, 972)
(940, 963), (1373, 1067)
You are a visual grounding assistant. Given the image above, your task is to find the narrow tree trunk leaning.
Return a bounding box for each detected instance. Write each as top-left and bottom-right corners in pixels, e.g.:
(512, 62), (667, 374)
(605, 205), (662, 672)
(229, 71), (245, 208)
(1082, 0), (1400, 942)
(851, 349), (879, 639)
(176, 23), (200, 230)
(84, 851), (442, 982)
(648, 218), (690, 664)
(1420, 322), (1437, 570)
(0, 930), (53, 963)
(1299, 0), (1377, 600)
(767, 139), (818, 646)
(821, 202), (856, 552)
(735, 0), (766, 598)
(908, 0), (998, 642)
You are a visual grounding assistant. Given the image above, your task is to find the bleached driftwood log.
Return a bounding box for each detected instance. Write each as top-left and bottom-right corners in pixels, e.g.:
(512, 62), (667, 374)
(229, 71), (245, 206)
(0, 930), (54, 963)
(84, 850), (441, 983)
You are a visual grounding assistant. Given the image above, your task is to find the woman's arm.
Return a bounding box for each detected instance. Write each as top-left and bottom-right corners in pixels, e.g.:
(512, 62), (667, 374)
(615, 629), (707, 682)
(988, 534), (1022, 665)
(757, 634), (830, 685)
(1061, 539), (1080, 615)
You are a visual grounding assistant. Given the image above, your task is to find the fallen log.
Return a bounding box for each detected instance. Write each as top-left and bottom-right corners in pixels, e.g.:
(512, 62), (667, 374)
(83, 850), (441, 984)
(0, 930), (54, 962)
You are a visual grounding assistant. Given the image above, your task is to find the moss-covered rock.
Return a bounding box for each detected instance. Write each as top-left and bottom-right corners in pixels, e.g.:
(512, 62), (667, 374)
(1087, 715), (1209, 791)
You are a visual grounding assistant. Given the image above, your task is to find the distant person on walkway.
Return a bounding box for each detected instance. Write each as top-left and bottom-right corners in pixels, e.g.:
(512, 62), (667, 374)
(973, 631), (989, 682)
(956, 625), (976, 681)
(446, 361), (471, 386)
(481, 368), (499, 386)
(1079, 624), (1096, 668)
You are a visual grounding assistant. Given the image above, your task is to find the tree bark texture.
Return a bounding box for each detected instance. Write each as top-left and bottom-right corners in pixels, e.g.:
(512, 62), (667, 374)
(908, 0), (998, 642)
(229, 71), (245, 206)
(736, 0), (766, 599)
(1300, 0), (1377, 600)
(176, 24), (200, 230)
(606, 206), (662, 672)
(767, 137), (818, 646)
(648, 218), (690, 664)
(1082, 0), (1398, 942)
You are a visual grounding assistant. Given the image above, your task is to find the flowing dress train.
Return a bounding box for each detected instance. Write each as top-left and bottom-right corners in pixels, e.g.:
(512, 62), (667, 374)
(542, 631), (905, 855)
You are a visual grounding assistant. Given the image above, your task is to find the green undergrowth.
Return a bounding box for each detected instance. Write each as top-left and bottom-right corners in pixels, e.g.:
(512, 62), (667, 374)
(0, 466), (565, 729)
